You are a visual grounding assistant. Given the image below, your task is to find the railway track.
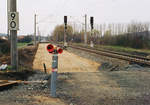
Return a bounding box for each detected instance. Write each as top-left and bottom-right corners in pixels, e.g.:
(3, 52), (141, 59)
(67, 44), (150, 66)
(0, 80), (21, 90)
(0, 80), (48, 90)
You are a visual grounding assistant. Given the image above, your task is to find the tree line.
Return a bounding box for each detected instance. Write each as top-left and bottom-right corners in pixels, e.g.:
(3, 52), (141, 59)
(51, 21), (150, 49)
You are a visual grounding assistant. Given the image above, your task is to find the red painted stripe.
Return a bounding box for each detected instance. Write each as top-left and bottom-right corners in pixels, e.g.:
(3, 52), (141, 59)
(52, 69), (58, 72)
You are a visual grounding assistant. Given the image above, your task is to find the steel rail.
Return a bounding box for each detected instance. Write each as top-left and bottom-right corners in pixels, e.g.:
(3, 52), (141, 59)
(0, 80), (21, 87)
(68, 45), (150, 66)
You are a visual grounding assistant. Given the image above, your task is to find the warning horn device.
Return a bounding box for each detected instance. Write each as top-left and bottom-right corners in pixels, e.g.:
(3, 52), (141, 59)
(47, 44), (54, 53)
(57, 48), (63, 54)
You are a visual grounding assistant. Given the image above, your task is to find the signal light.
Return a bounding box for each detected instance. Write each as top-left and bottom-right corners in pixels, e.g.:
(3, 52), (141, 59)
(47, 44), (54, 53)
(90, 17), (94, 29)
(57, 48), (63, 54)
(64, 16), (67, 25)
(64, 16), (67, 29)
(47, 44), (63, 54)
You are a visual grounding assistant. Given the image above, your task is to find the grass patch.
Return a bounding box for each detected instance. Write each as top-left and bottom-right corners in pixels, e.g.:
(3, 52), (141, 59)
(17, 42), (33, 48)
(17, 43), (28, 48)
(96, 45), (150, 54)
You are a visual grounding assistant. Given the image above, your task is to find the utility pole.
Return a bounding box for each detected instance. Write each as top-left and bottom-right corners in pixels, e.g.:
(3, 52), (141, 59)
(10, 0), (18, 70)
(7, 0), (10, 40)
(73, 22), (76, 35)
(37, 27), (40, 42)
(64, 26), (66, 45)
(84, 14), (87, 45)
(34, 14), (37, 45)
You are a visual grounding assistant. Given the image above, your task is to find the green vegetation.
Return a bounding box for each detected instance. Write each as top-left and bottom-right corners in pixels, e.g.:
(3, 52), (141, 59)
(17, 35), (34, 48)
(95, 45), (150, 54)
(52, 24), (73, 42)
(17, 42), (29, 48)
(52, 21), (150, 50)
(72, 43), (150, 55)
(17, 35), (33, 48)
(0, 38), (10, 54)
(18, 35), (32, 43)
(7, 65), (12, 70)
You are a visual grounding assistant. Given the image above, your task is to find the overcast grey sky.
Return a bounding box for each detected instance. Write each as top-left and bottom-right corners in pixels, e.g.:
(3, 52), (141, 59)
(0, 0), (150, 36)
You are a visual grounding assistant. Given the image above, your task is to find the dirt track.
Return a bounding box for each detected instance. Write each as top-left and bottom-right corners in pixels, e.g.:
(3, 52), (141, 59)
(33, 44), (100, 73)
(32, 43), (103, 105)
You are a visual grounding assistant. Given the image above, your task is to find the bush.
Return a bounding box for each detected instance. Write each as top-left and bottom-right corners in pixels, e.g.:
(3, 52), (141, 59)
(99, 31), (150, 49)
(0, 39), (10, 54)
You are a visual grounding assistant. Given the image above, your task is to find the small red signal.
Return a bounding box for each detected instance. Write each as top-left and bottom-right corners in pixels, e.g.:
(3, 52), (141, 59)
(57, 48), (63, 54)
(47, 44), (54, 53)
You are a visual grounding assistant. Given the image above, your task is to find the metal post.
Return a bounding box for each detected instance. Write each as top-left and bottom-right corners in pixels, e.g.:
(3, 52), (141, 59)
(73, 22), (76, 35)
(64, 26), (67, 45)
(7, 0), (10, 40)
(90, 28), (94, 47)
(64, 16), (67, 46)
(56, 32), (58, 42)
(37, 27), (40, 42)
(84, 14), (87, 45)
(51, 51), (58, 97)
(34, 14), (37, 45)
(7, 27), (10, 40)
(90, 17), (94, 47)
(43, 63), (47, 74)
(10, 0), (18, 70)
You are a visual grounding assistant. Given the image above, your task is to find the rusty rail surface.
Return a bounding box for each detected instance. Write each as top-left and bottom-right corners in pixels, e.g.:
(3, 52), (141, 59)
(0, 80), (48, 89)
(0, 80), (21, 87)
